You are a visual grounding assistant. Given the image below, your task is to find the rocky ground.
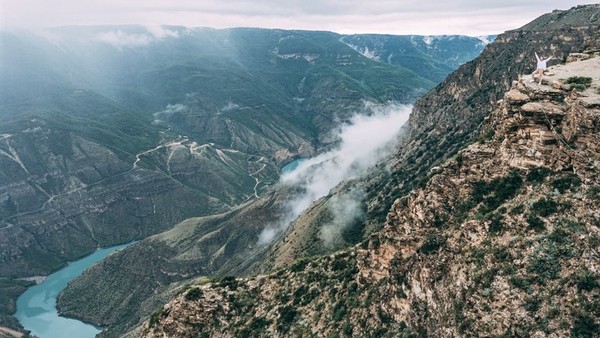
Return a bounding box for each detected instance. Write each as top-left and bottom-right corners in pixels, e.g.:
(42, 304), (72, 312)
(139, 53), (600, 337)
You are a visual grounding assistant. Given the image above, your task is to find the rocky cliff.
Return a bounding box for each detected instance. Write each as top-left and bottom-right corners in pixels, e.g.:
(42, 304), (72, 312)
(262, 4), (600, 271)
(139, 50), (600, 337)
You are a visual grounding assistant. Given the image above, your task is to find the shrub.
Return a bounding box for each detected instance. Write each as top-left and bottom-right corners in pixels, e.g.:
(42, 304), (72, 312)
(587, 186), (600, 200)
(531, 198), (559, 217)
(333, 305), (347, 322)
(249, 317), (270, 332)
(290, 259), (309, 273)
(527, 247), (561, 284)
(570, 314), (599, 338)
(185, 287), (203, 301)
(527, 215), (545, 231)
(277, 306), (297, 331)
(471, 170), (523, 214)
(218, 276), (238, 289)
(526, 167), (551, 183)
(523, 297), (541, 313)
(574, 269), (600, 292)
(551, 174), (581, 194)
(419, 234), (445, 254)
(547, 228), (574, 253)
(493, 246), (512, 262)
(564, 76), (592, 92)
(510, 204), (525, 215)
(556, 218), (585, 234)
(489, 214), (504, 234)
(510, 276), (533, 293)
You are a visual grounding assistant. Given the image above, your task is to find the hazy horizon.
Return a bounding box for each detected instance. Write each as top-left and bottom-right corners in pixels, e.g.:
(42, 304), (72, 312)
(1, 1), (595, 36)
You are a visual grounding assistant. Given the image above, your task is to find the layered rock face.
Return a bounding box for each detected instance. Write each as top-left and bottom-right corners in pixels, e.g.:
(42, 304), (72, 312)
(140, 54), (600, 337)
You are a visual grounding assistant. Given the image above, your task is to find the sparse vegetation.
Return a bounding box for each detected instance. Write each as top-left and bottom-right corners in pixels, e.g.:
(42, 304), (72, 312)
(149, 306), (170, 328)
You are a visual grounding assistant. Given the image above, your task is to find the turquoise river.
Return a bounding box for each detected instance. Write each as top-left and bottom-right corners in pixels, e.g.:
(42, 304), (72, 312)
(16, 243), (132, 338)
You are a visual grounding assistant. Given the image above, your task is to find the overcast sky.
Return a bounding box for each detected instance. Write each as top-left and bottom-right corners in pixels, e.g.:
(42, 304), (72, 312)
(0, 1), (595, 35)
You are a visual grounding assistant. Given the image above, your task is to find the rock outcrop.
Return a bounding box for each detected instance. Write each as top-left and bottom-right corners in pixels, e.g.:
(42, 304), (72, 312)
(140, 53), (600, 337)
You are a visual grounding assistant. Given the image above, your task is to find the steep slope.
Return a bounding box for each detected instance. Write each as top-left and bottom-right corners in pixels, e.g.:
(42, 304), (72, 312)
(140, 52), (600, 338)
(263, 4), (600, 270)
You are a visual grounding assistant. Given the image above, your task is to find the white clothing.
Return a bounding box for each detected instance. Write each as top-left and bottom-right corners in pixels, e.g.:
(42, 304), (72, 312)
(535, 52), (552, 70)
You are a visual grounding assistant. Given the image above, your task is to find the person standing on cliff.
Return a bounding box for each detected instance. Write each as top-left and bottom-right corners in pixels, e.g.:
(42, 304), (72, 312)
(532, 52), (553, 85)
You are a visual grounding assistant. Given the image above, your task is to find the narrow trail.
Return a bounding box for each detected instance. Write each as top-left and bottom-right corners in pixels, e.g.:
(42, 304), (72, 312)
(249, 157), (267, 198)
(133, 140), (181, 169)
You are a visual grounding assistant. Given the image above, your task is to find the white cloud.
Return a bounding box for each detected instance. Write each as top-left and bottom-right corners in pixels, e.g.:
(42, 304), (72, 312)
(153, 103), (188, 124)
(96, 30), (153, 47)
(319, 189), (364, 246)
(258, 102), (412, 244)
(145, 25), (179, 38)
(95, 25), (179, 48)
